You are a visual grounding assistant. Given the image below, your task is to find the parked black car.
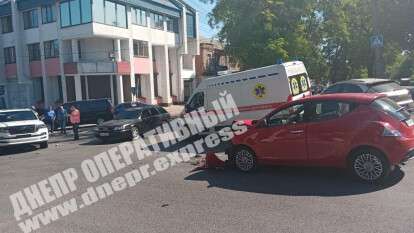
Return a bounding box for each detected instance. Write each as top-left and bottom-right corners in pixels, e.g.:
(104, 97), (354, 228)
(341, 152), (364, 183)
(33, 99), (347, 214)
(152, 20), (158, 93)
(113, 102), (148, 116)
(63, 99), (113, 125)
(323, 79), (414, 111)
(95, 105), (170, 142)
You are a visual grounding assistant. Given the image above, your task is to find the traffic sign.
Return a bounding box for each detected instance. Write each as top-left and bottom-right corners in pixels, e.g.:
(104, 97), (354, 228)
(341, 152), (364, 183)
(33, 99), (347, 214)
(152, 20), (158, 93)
(370, 35), (384, 48)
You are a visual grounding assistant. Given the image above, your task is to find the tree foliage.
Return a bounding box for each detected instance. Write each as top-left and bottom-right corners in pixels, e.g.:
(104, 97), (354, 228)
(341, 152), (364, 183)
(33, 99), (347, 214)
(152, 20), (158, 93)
(201, 0), (414, 82)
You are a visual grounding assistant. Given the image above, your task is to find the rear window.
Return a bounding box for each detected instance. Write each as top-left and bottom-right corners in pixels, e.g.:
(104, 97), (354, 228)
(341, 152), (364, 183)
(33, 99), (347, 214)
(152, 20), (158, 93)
(368, 82), (402, 93)
(371, 97), (410, 121)
(289, 74), (310, 96)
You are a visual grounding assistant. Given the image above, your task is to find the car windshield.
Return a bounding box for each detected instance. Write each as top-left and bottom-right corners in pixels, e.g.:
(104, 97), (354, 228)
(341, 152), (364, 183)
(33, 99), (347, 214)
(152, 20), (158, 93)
(0, 111), (37, 122)
(115, 110), (142, 120)
(371, 97), (410, 121)
(368, 82), (402, 93)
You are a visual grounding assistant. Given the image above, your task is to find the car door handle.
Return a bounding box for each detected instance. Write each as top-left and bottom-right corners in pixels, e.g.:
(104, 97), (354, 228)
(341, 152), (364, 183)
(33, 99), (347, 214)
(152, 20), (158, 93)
(290, 130), (304, 134)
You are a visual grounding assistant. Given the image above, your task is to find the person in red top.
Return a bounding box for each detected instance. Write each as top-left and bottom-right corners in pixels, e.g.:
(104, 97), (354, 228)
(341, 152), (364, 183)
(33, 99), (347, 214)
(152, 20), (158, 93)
(69, 106), (81, 140)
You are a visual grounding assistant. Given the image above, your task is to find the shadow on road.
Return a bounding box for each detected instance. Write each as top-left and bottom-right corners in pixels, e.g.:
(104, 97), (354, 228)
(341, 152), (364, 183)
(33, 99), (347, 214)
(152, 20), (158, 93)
(185, 166), (404, 196)
(0, 145), (39, 156)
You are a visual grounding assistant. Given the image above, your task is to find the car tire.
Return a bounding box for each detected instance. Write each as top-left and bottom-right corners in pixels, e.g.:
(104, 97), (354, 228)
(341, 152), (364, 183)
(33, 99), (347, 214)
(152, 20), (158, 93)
(130, 127), (140, 141)
(40, 141), (48, 149)
(97, 118), (105, 125)
(349, 148), (390, 184)
(234, 147), (257, 172)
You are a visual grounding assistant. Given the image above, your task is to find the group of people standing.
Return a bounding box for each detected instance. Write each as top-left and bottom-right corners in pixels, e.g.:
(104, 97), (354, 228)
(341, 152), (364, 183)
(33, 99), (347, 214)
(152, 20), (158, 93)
(37, 105), (81, 140)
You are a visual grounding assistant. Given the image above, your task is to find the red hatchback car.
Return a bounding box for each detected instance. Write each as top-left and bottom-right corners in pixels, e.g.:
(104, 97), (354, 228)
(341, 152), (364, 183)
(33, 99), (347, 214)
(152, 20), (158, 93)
(230, 93), (414, 183)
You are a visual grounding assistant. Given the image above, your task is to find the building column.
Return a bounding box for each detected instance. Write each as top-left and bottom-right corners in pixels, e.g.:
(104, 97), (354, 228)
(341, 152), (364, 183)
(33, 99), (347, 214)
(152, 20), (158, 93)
(72, 39), (82, 101)
(177, 55), (185, 103)
(74, 75), (82, 101)
(39, 40), (50, 106)
(114, 39), (124, 104)
(85, 76), (89, 99)
(110, 76), (115, 105)
(143, 43), (156, 105)
(56, 2), (67, 103)
(154, 45), (172, 105)
(129, 38), (136, 102)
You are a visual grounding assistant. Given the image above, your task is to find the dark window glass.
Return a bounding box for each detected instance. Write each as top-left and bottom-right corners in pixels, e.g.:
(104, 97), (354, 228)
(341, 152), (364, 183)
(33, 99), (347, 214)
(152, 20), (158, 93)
(150, 12), (164, 29)
(368, 82), (403, 93)
(41, 4), (56, 24)
(92, 0), (104, 23)
(132, 8), (147, 26)
(341, 84), (364, 93)
(323, 84), (343, 94)
(288, 73), (310, 96)
(268, 104), (305, 126)
(133, 40), (149, 57)
(1, 15), (13, 33)
(0, 111), (37, 122)
(4, 47), (16, 64)
(60, 0), (92, 27)
(23, 9), (39, 29)
(70, 0), (81, 25)
(44, 40), (59, 59)
(28, 43), (41, 61)
(371, 97), (410, 121)
(308, 101), (356, 122)
(166, 16), (178, 33)
(81, 0), (92, 23)
(186, 14), (195, 38)
(60, 1), (70, 27)
(116, 3), (126, 28)
(188, 92), (204, 109)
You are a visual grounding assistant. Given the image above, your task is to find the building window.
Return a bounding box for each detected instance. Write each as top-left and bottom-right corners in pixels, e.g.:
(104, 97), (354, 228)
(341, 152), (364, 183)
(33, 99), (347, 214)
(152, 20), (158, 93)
(44, 40), (59, 59)
(133, 40), (149, 58)
(92, 0), (126, 28)
(186, 13), (196, 38)
(1, 15), (12, 33)
(150, 12), (164, 30)
(23, 9), (39, 29)
(132, 8), (147, 26)
(41, 4), (56, 24)
(28, 43), (41, 61)
(166, 16), (178, 33)
(60, 0), (92, 27)
(4, 47), (16, 64)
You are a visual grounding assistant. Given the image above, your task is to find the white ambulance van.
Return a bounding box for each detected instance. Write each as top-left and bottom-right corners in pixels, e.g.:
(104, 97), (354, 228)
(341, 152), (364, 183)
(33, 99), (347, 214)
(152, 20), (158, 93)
(184, 61), (311, 128)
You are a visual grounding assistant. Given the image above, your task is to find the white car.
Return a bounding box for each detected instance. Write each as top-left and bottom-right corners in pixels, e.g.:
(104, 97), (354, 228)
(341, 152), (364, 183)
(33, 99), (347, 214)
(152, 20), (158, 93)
(0, 109), (49, 148)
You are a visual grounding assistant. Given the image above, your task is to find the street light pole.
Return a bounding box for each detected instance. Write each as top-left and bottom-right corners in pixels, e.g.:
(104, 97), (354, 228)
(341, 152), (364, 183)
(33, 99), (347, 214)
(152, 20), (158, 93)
(371, 0), (386, 78)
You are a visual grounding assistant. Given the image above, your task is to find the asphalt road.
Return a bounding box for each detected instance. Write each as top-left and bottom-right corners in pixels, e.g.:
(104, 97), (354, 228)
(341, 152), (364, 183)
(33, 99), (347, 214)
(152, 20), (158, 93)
(0, 136), (414, 233)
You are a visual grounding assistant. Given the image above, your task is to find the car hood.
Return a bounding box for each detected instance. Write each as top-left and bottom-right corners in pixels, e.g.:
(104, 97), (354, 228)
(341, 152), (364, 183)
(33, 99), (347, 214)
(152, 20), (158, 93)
(99, 119), (139, 127)
(0, 120), (43, 128)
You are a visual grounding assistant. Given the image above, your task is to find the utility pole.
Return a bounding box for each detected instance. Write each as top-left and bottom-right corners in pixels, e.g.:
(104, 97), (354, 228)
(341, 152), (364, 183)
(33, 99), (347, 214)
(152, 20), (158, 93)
(371, 0), (386, 78)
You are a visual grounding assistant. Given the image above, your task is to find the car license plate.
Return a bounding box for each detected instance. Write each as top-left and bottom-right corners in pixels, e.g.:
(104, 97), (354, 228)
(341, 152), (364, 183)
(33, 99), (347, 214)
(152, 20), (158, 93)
(99, 133), (110, 137)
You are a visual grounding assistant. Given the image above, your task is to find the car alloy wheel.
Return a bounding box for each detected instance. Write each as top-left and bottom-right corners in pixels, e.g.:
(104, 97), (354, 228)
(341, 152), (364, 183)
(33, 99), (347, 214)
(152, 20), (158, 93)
(353, 153), (384, 181)
(235, 148), (256, 172)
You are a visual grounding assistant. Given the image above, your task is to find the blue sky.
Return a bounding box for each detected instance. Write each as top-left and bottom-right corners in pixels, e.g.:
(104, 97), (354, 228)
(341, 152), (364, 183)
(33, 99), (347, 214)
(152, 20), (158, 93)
(185, 0), (220, 38)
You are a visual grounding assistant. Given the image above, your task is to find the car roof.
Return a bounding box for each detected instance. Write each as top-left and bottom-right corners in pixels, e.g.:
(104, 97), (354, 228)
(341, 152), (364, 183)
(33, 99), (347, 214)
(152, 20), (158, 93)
(298, 93), (385, 104)
(0, 108), (33, 113)
(335, 79), (395, 86)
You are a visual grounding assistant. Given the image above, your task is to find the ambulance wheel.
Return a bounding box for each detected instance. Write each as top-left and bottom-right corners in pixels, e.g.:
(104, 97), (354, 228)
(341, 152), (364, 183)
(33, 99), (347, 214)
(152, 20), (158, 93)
(234, 147), (257, 172)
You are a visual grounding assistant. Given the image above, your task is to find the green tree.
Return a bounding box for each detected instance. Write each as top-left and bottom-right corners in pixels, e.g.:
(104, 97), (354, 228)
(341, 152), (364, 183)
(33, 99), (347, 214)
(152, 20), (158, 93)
(202, 0), (414, 82)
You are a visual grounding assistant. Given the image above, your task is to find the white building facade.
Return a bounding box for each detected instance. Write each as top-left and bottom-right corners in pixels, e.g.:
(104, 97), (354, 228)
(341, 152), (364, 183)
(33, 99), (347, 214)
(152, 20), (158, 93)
(0, 0), (199, 109)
